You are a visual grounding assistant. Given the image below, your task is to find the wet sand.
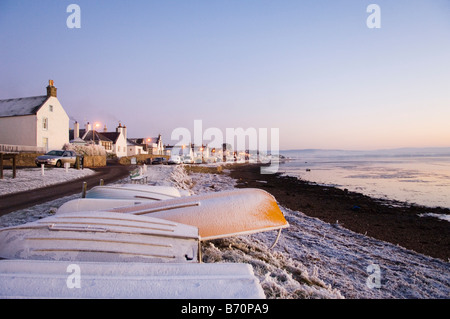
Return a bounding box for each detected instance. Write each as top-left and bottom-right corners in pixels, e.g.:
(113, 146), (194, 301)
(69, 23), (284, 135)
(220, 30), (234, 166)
(227, 163), (450, 261)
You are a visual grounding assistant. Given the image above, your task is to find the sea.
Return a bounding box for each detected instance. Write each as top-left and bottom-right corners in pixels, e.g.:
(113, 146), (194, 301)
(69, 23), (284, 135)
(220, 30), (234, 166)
(278, 148), (450, 212)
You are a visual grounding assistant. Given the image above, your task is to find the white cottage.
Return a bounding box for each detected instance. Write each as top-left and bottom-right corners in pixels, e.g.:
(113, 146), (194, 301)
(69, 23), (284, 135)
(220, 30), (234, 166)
(100, 123), (128, 158)
(70, 122), (128, 158)
(149, 134), (164, 155)
(0, 80), (69, 151)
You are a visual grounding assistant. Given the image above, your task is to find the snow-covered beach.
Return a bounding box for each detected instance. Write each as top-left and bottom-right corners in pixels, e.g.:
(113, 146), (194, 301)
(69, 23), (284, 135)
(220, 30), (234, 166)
(0, 165), (449, 299)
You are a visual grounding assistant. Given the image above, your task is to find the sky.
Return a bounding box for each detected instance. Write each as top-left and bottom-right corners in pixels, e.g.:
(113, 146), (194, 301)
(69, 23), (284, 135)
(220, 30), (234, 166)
(0, 0), (449, 151)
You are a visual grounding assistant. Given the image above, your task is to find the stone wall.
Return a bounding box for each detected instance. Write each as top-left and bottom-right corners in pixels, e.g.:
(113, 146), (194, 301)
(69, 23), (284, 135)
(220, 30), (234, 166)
(118, 154), (169, 165)
(82, 155), (106, 168)
(8, 153), (44, 167)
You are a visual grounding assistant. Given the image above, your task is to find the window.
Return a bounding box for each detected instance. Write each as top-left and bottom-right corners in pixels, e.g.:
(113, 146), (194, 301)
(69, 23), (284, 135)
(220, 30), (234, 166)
(49, 105), (53, 112)
(42, 118), (48, 130)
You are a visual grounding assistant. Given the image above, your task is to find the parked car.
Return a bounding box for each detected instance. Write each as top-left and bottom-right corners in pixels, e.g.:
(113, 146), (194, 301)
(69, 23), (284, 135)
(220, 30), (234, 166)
(168, 155), (182, 165)
(151, 157), (167, 165)
(35, 150), (77, 168)
(183, 156), (194, 164)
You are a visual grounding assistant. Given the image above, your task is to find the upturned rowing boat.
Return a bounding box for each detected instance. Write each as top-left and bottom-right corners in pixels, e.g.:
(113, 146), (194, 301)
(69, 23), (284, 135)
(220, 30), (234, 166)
(0, 211), (199, 263)
(0, 260), (265, 299)
(86, 184), (184, 201)
(100, 188), (289, 240)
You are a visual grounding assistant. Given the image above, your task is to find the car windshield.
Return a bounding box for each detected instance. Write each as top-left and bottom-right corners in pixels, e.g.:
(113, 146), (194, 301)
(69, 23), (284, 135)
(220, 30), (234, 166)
(46, 150), (64, 156)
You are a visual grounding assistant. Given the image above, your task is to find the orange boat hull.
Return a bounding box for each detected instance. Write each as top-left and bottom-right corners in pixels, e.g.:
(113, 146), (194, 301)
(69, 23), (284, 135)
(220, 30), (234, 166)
(110, 188), (289, 240)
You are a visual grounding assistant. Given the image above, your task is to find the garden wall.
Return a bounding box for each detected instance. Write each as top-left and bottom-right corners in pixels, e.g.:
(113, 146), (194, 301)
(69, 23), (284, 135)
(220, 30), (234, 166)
(118, 155), (169, 165)
(83, 155), (106, 168)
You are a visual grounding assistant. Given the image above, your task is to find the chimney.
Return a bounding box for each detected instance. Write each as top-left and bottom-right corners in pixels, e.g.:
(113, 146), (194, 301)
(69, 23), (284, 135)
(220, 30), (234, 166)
(123, 125), (127, 139)
(103, 124), (107, 132)
(85, 122), (92, 132)
(116, 122), (123, 134)
(46, 79), (57, 98)
(74, 121), (79, 139)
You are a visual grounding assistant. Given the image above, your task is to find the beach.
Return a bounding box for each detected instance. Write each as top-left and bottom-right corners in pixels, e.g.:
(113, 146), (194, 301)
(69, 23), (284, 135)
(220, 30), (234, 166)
(227, 163), (450, 262)
(1, 163), (449, 299)
(189, 164), (450, 298)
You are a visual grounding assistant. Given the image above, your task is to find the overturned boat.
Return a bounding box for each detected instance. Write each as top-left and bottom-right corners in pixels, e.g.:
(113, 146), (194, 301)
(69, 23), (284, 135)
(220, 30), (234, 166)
(85, 184), (184, 201)
(0, 260), (265, 299)
(59, 188), (289, 241)
(0, 211), (199, 263)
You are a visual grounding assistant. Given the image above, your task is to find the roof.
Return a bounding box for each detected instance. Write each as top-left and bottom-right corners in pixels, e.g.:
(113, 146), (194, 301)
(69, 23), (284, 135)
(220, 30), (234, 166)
(99, 132), (121, 143)
(149, 135), (162, 144)
(129, 138), (145, 145)
(127, 138), (141, 146)
(69, 137), (87, 144)
(0, 95), (49, 118)
(69, 129), (86, 141)
(84, 130), (113, 142)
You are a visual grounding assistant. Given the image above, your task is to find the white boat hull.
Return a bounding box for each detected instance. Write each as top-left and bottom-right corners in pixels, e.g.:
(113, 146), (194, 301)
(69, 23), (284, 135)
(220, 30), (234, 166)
(86, 184), (183, 201)
(0, 211), (199, 263)
(0, 260), (265, 299)
(57, 198), (147, 214)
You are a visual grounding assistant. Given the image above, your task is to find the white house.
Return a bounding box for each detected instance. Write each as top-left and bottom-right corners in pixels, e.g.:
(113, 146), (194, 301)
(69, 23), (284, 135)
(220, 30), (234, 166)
(148, 134), (164, 155)
(100, 123), (128, 158)
(0, 80), (69, 151)
(126, 138), (147, 156)
(70, 122), (128, 158)
(128, 135), (164, 156)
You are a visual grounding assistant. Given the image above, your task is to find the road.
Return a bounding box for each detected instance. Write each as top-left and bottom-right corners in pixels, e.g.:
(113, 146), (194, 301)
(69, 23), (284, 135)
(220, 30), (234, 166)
(0, 163), (131, 217)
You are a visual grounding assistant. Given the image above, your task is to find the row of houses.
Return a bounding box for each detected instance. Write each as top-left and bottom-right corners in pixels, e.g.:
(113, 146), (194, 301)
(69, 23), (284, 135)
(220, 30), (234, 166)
(0, 81), (164, 158)
(69, 121), (164, 157)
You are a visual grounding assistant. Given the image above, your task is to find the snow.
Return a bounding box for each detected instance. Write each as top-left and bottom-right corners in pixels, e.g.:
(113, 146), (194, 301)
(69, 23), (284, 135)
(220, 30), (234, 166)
(0, 260), (265, 299)
(0, 95), (47, 117)
(0, 164), (449, 299)
(0, 167), (95, 196)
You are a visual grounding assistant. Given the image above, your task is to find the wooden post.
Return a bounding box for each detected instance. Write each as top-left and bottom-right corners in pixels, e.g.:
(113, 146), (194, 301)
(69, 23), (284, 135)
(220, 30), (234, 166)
(0, 153), (3, 179)
(12, 155), (16, 178)
(81, 182), (87, 198)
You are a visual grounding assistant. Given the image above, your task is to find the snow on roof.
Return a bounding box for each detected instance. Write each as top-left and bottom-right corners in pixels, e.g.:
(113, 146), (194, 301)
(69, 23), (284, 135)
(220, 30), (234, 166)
(127, 138), (141, 146)
(69, 137), (87, 144)
(0, 95), (49, 118)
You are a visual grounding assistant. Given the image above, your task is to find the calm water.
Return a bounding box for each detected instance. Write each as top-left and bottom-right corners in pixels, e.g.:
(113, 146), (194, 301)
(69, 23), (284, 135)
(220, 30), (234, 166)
(279, 149), (450, 209)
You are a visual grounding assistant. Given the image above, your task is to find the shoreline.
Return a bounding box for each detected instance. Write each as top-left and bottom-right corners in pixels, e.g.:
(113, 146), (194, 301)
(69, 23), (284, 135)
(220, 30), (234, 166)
(1, 163), (448, 298)
(226, 163), (450, 261)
